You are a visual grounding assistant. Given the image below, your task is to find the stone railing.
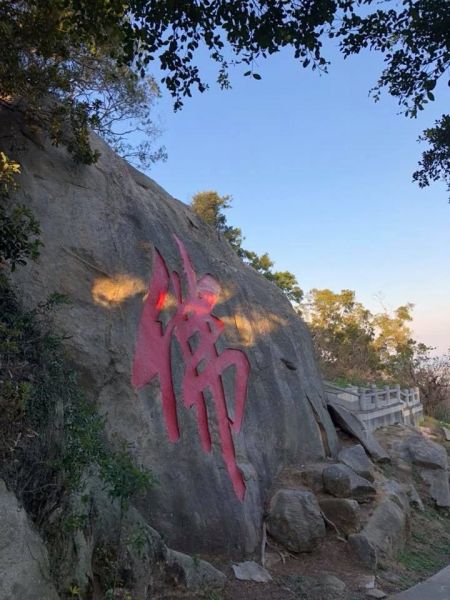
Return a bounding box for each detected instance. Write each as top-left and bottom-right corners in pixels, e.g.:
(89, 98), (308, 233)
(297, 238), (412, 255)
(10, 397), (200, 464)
(324, 381), (423, 432)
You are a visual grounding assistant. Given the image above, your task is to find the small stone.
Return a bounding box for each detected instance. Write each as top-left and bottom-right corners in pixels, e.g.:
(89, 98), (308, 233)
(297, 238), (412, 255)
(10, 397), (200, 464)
(280, 574), (346, 600)
(442, 426), (450, 442)
(381, 571), (403, 585)
(366, 589), (387, 599)
(358, 575), (375, 590)
(318, 574), (347, 598)
(264, 551), (281, 569)
(232, 561), (272, 583)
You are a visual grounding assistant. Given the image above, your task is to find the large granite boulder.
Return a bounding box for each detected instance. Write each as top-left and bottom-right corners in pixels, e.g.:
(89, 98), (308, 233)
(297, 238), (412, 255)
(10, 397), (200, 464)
(349, 496), (409, 570)
(266, 489), (326, 552)
(2, 105), (339, 555)
(405, 435), (448, 470)
(0, 480), (60, 600)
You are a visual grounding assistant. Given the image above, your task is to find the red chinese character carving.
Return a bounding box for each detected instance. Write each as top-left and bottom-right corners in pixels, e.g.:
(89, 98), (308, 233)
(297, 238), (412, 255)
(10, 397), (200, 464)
(132, 236), (250, 501)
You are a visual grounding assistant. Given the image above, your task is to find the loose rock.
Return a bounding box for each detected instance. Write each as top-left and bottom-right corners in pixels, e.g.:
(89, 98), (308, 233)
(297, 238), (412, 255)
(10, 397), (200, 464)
(323, 464), (376, 503)
(339, 444), (375, 481)
(358, 575), (376, 590)
(381, 479), (410, 512)
(406, 484), (424, 511)
(319, 497), (361, 536)
(442, 427), (450, 442)
(266, 489), (326, 553)
(419, 468), (450, 508)
(166, 550), (226, 589)
(280, 574), (347, 600)
(327, 401), (390, 462)
(406, 435), (448, 470)
(366, 589), (387, 599)
(232, 561), (272, 583)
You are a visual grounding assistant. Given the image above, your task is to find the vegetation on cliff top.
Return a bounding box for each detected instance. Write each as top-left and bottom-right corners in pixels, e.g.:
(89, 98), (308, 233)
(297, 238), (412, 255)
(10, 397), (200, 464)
(191, 190), (303, 304)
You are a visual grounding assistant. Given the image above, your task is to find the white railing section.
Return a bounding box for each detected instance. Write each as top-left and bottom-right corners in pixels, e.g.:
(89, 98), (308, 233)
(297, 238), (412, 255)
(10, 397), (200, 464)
(324, 382), (423, 432)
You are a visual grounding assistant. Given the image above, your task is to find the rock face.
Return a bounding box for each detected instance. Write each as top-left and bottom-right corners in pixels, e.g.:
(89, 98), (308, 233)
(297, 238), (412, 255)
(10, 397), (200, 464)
(266, 489), (326, 552)
(323, 464), (376, 503)
(0, 480), (60, 600)
(2, 105), (339, 555)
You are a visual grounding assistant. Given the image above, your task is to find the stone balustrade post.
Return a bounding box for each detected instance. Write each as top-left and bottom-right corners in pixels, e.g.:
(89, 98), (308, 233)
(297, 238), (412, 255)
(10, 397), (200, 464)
(414, 387), (420, 404)
(370, 383), (379, 409)
(358, 387), (366, 411)
(384, 385), (390, 406)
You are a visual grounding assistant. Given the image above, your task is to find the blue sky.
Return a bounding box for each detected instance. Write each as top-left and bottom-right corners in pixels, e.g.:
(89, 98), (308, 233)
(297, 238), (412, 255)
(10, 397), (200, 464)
(144, 43), (450, 353)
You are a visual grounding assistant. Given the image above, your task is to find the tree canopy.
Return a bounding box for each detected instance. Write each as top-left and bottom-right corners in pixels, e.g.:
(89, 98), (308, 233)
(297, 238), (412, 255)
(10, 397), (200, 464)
(191, 191), (303, 303)
(1, 1), (448, 194)
(302, 288), (416, 384)
(0, 0), (166, 167)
